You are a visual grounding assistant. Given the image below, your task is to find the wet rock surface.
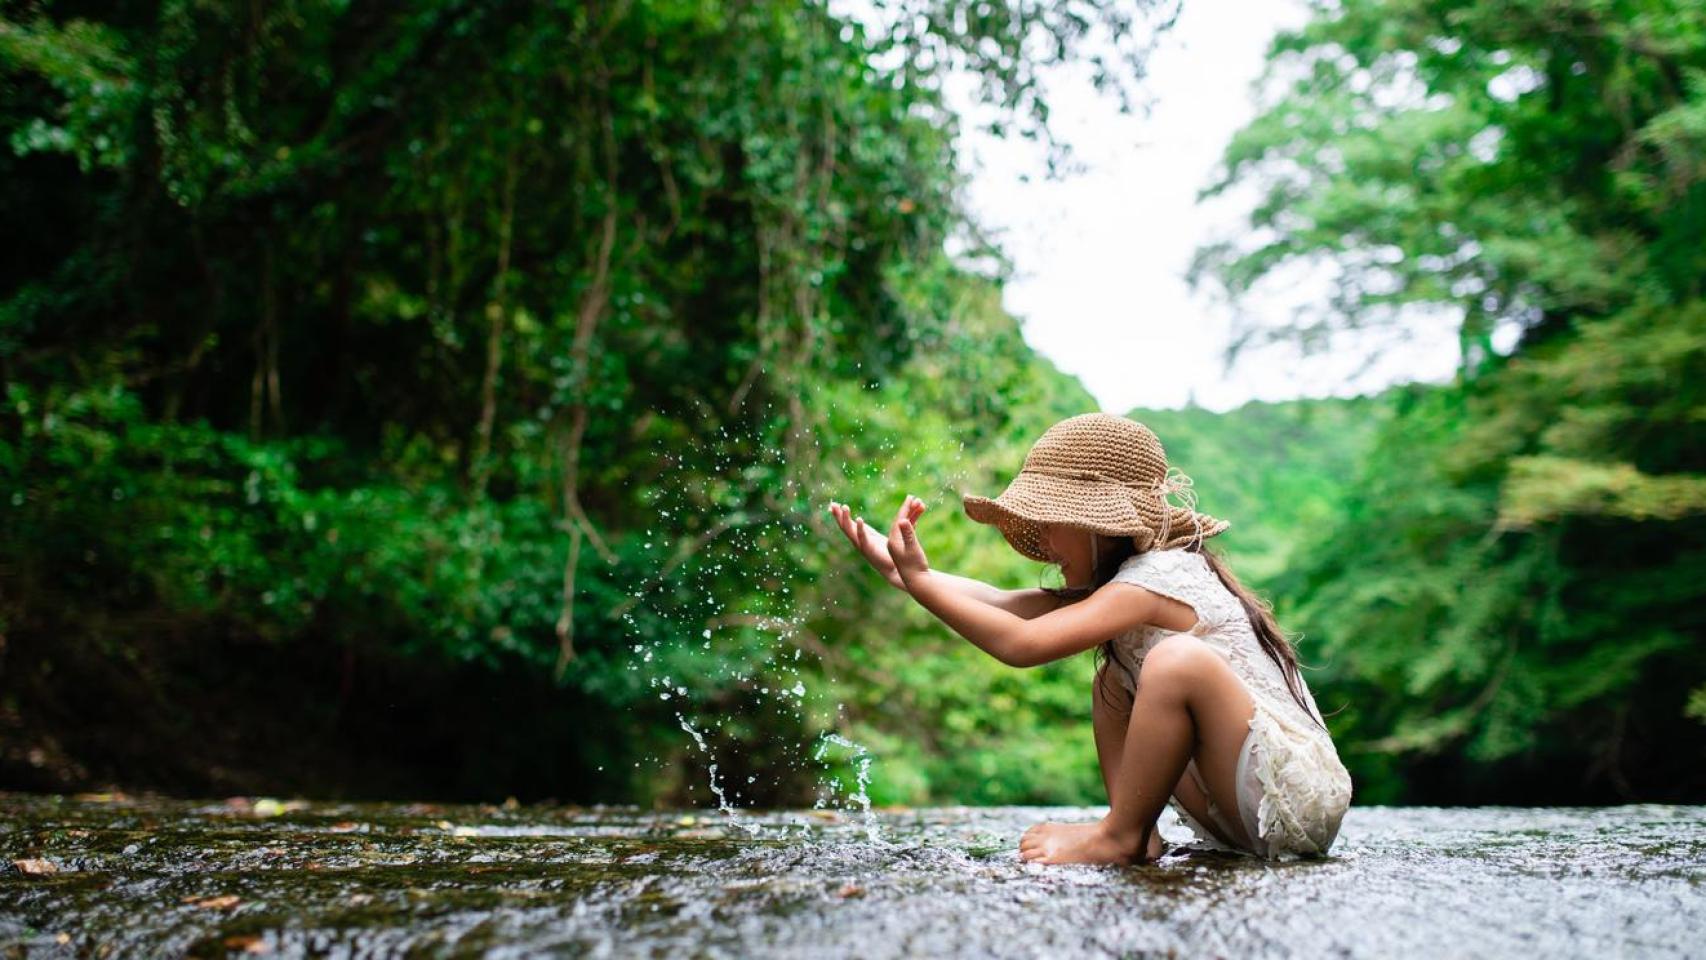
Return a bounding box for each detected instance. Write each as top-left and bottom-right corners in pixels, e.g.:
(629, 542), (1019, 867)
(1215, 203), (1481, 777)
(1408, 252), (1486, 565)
(2, 793), (1702, 957)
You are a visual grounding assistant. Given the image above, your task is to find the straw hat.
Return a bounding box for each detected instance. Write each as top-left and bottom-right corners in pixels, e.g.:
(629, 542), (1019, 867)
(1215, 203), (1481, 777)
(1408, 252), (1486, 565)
(962, 413), (1230, 562)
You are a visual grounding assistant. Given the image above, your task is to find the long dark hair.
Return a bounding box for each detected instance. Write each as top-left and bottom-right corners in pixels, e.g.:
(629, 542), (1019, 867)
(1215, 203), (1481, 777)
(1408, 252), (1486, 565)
(1038, 535), (1331, 733)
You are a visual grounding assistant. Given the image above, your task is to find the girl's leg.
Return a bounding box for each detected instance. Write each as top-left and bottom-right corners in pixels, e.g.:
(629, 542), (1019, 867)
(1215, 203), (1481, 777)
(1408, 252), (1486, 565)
(1096, 665), (1249, 852)
(1089, 663), (1163, 861)
(1091, 662), (1133, 800)
(1020, 659), (1239, 862)
(1021, 636), (1256, 864)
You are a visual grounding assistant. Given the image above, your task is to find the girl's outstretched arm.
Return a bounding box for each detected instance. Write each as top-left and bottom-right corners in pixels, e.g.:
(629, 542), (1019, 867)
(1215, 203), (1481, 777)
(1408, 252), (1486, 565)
(882, 496), (1162, 667)
(927, 572), (1066, 619)
(828, 499), (1064, 618)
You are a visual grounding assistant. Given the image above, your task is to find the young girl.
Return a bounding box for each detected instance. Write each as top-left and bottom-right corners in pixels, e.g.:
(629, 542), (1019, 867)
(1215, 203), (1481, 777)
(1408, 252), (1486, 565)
(826, 412), (1352, 865)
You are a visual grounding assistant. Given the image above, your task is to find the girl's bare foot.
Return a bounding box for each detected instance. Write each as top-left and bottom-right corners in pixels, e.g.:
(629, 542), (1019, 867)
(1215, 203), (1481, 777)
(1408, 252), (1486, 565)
(1019, 820), (1158, 865)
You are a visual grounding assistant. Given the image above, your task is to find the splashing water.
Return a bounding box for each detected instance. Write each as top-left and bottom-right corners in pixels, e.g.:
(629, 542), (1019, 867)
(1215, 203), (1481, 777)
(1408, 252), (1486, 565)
(676, 714), (764, 837)
(623, 403), (986, 837)
(815, 732), (878, 840)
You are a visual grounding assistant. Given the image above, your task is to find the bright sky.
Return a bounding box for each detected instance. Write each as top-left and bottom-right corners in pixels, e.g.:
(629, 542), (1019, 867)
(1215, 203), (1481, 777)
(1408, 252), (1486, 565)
(839, 0), (1468, 414)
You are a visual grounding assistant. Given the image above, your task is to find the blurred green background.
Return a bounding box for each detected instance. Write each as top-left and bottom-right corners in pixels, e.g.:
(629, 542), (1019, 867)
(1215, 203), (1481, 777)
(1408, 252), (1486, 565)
(3, 0), (1702, 809)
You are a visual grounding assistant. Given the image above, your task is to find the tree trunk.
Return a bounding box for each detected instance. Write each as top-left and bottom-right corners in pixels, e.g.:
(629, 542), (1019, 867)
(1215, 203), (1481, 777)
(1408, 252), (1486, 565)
(471, 137), (521, 501)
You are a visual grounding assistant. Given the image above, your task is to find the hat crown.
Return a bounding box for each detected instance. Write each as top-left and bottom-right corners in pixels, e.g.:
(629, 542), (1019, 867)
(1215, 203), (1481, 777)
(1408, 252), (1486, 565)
(960, 411), (1229, 562)
(1022, 414), (1168, 487)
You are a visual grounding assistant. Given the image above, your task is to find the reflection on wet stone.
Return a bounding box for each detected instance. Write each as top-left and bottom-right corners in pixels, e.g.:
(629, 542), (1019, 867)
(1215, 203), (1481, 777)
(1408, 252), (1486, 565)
(1, 794), (1702, 957)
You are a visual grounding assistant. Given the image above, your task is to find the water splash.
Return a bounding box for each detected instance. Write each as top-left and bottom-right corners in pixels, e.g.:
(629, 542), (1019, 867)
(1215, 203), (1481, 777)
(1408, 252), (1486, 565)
(678, 714), (764, 837)
(623, 404), (989, 838)
(814, 732), (878, 840)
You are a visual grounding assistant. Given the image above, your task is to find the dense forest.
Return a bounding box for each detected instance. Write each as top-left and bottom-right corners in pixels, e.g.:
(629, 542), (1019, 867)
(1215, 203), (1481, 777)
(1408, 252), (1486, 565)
(2, 0), (1701, 809)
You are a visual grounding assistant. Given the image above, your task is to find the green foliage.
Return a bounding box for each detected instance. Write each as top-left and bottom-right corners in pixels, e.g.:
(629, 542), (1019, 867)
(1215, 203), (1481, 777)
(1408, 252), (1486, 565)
(1122, 397), (1387, 583)
(0, 0), (1181, 804)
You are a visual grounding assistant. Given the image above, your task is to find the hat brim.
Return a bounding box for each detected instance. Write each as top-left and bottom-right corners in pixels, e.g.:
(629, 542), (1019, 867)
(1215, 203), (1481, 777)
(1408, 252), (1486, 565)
(963, 472), (1229, 562)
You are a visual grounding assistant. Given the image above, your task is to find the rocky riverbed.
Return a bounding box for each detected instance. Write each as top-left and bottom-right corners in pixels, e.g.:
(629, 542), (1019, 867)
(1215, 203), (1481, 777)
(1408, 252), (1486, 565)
(2, 793), (1701, 957)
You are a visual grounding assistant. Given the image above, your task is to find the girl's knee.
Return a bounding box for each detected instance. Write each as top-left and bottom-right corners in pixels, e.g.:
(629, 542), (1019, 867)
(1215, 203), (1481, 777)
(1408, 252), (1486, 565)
(1138, 636), (1219, 689)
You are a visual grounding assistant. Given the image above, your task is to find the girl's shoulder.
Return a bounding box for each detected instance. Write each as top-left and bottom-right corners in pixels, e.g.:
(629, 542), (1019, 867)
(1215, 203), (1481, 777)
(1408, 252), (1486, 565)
(1110, 548), (1216, 596)
(1115, 547), (1208, 578)
(1110, 548), (1237, 626)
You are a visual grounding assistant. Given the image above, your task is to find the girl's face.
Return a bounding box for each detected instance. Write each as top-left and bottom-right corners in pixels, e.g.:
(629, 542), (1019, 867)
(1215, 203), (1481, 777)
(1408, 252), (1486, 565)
(1041, 523), (1097, 587)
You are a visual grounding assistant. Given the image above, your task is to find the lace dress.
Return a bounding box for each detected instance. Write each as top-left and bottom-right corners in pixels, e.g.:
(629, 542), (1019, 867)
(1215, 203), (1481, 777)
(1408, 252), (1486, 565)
(1105, 548), (1353, 860)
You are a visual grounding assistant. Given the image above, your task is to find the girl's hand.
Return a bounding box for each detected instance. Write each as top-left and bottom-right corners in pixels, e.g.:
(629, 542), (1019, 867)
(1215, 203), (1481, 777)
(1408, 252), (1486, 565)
(886, 494), (932, 583)
(828, 498), (921, 591)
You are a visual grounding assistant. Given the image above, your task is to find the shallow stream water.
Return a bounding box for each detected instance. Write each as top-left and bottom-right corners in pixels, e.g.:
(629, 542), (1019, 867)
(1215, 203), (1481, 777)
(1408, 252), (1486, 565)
(2, 793), (1702, 957)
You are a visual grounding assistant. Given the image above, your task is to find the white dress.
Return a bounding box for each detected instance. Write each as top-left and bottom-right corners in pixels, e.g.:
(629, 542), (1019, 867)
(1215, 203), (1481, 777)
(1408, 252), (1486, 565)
(1105, 548), (1353, 860)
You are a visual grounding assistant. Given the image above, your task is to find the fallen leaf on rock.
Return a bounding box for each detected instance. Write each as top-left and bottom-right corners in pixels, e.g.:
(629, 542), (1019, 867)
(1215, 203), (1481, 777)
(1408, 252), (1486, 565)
(12, 858), (56, 876)
(186, 894), (241, 910)
(248, 798), (308, 817)
(224, 934), (271, 954)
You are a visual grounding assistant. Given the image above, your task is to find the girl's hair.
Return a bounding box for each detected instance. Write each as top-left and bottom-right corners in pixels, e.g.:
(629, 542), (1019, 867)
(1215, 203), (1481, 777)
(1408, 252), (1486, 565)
(1038, 533), (1330, 733)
